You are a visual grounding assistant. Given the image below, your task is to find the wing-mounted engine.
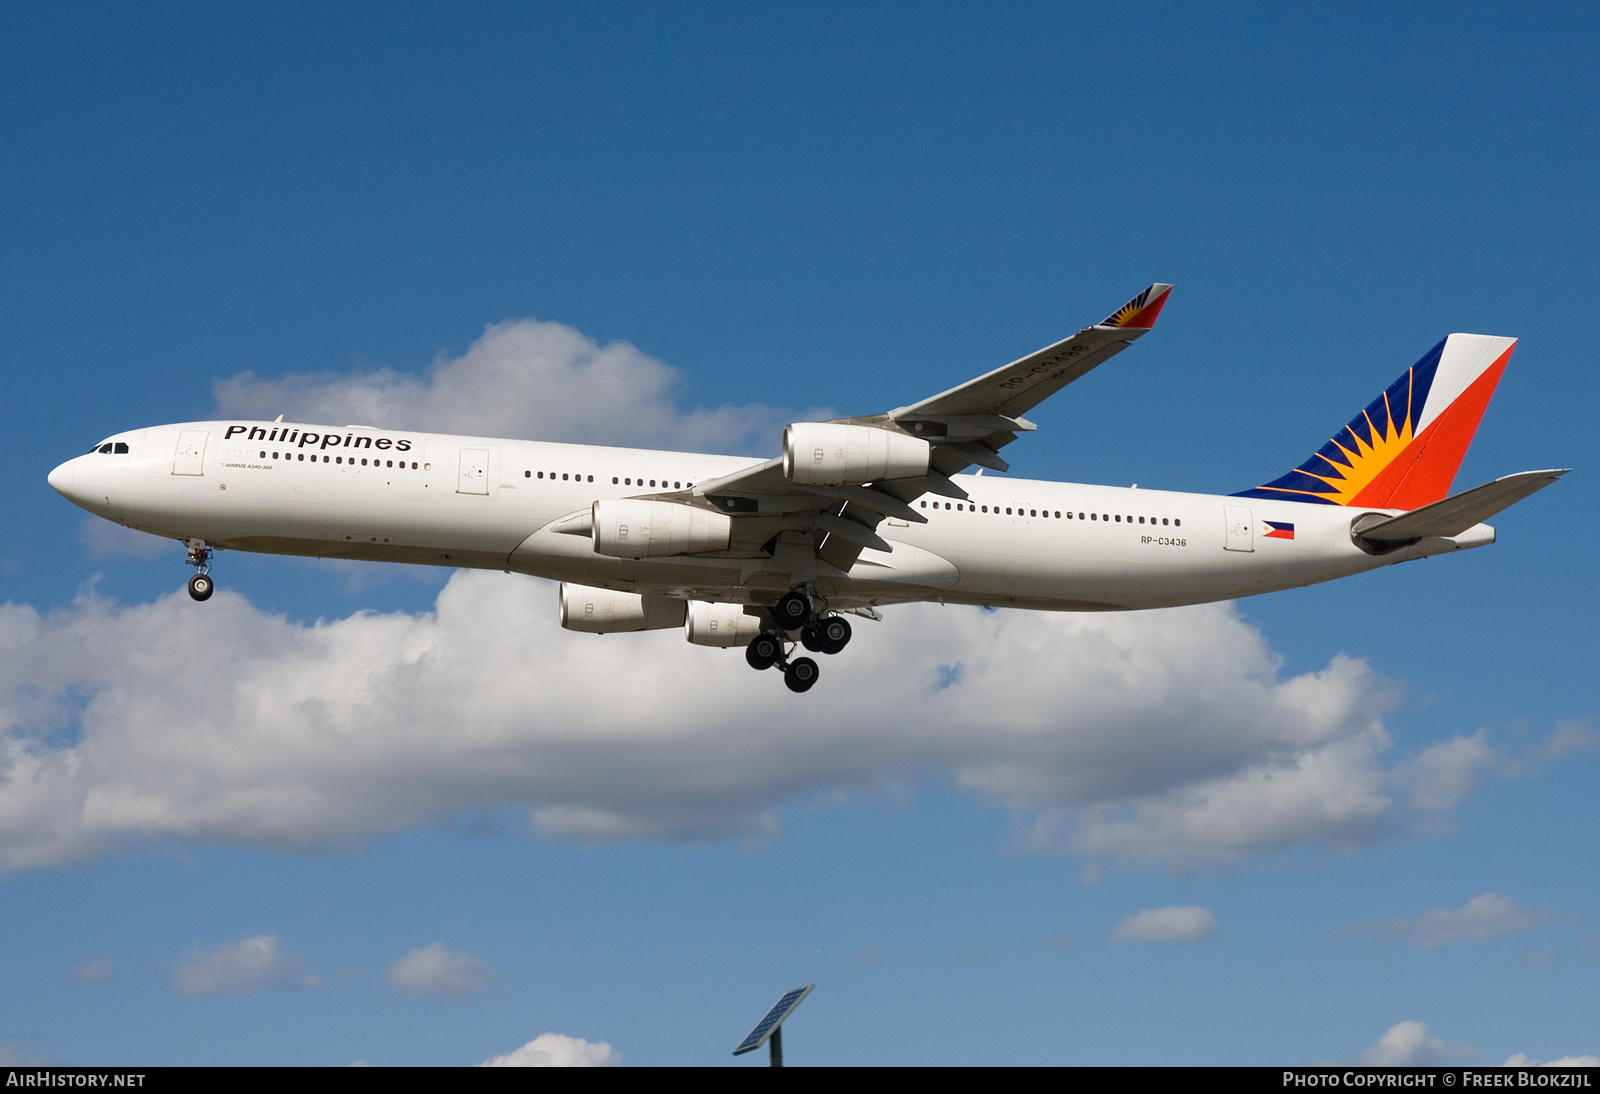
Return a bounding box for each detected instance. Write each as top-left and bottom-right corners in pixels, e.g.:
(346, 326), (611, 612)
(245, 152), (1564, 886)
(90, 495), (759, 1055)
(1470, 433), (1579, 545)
(782, 422), (929, 485)
(592, 499), (732, 558)
(684, 600), (764, 646)
(559, 582), (687, 632)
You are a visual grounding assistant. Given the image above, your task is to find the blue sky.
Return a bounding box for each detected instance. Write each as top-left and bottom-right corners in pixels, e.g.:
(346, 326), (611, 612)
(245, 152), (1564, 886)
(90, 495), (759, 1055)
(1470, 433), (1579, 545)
(1, 2), (1596, 1066)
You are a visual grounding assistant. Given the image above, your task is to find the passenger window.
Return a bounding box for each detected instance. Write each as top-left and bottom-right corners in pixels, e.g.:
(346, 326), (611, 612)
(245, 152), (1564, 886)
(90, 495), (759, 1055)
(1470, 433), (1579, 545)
(525, 470), (530, 478)
(1174, 519), (1181, 527)
(589, 476), (595, 483)
(1054, 511), (1060, 518)
(1090, 513), (1097, 520)
(261, 451), (267, 458)
(613, 477), (619, 484)
(1006, 508), (1012, 515)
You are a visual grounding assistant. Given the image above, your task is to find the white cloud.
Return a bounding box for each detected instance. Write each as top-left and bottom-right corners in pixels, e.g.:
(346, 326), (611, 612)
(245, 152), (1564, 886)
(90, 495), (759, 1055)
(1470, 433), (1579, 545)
(1358, 1021), (1473, 1066)
(0, 572), (1505, 872)
(1396, 729), (1497, 814)
(1525, 720), (1599, 768)
(68, 956), (114, 984)
(1504, 1054), (1600, 1067)
(385, 943), (492, 998)
(175, 935), (322, 997)
(211, 318), (806, 455)
(1109, 905), (1218, 943)
(479, 1033), (620, 1067)
(1343, 893), (1551, 951)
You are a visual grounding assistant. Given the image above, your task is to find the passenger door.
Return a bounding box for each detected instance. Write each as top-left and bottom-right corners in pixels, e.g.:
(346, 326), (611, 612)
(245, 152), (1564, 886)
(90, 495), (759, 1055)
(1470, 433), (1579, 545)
(1223, 504), (1254, 552)
(172, 430), (208, 476)
(457, 448), (489, 494)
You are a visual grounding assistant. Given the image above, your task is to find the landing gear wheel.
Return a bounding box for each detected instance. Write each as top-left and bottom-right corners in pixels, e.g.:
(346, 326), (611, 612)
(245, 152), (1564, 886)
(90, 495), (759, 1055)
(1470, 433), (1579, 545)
(815, 615), (852, 654)
(745, 633), (783, 671)
(784, 656), (819, 693)
(800, 625), (824, 652)
(773, 590), (813, 631)
(188, 573), (214, 602)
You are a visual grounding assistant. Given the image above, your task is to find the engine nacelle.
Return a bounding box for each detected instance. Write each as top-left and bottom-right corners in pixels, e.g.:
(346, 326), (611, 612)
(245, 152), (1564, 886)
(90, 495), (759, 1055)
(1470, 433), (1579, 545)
(783, 422), (930, 485)
(592, 500), (732, 559)
(559, 582), (687, 633)
(684, 601), (763, 647)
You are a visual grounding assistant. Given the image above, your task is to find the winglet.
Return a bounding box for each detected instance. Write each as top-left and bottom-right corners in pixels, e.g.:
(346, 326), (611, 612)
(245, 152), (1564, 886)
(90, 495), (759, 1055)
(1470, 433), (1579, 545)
(1100, 283), (1173, 329)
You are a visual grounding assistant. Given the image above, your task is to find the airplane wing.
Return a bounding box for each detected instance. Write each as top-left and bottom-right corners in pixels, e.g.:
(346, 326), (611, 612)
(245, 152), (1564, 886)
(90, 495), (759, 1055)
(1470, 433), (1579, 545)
(645, 285), (1173, 578)
(888, 282), (1172, 423)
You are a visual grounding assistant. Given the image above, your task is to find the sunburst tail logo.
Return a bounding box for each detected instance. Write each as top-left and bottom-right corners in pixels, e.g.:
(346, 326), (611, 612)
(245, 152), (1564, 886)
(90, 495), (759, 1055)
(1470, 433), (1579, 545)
(1233, 333), (1516, 510)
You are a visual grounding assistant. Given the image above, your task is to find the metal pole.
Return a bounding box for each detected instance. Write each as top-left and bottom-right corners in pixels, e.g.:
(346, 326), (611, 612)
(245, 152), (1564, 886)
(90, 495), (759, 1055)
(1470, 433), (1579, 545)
(769, 1023), (783, 1068)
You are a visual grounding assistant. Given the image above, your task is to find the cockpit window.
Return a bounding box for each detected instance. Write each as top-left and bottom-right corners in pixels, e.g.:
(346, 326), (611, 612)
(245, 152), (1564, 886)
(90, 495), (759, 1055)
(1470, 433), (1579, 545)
(114, 442), (129, 454)
(90, 442), (130, 454)
(95, 443), (112, 454)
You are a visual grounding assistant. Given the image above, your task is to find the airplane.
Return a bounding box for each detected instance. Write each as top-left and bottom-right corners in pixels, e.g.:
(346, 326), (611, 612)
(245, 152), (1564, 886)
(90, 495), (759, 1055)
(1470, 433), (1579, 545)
(47, 284), (1566, 693)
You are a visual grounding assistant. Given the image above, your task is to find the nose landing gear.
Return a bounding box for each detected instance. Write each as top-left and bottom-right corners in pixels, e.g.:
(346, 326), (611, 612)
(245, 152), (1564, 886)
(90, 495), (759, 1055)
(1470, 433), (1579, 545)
(186, 540), (214, 602)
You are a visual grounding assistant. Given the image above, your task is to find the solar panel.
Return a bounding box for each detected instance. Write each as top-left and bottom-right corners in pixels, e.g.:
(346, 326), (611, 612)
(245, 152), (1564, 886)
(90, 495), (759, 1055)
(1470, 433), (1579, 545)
(732, 984), (814, 1056)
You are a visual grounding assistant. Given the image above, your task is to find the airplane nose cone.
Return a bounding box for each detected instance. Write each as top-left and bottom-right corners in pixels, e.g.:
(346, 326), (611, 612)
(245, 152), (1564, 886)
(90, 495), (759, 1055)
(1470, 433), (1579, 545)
(48, 459), (75, 498)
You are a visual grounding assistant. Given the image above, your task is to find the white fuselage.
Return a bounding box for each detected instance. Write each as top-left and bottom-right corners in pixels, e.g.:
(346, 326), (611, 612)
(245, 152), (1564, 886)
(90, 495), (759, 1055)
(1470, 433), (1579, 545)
(49, 420), (1494, 612)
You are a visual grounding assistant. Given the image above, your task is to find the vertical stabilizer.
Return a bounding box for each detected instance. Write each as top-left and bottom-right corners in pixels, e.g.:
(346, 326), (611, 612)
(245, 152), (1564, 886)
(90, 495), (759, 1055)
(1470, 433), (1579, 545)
(1233, 334), (1516, 509)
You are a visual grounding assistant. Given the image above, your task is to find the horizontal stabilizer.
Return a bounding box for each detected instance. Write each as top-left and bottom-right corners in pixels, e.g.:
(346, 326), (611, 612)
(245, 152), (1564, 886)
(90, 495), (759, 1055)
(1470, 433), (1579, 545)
(1356, 469), (1569, 542)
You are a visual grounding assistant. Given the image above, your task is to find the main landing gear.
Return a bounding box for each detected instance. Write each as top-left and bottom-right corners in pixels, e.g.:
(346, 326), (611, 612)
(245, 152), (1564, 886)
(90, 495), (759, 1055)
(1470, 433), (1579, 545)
(186, 540), (214, 602)
(745, 592), (854, 693)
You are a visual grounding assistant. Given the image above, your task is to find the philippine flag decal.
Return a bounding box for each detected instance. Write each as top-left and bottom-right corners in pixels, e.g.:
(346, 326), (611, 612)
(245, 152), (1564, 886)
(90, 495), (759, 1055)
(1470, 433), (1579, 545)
(1262, 521), (1296, 540)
